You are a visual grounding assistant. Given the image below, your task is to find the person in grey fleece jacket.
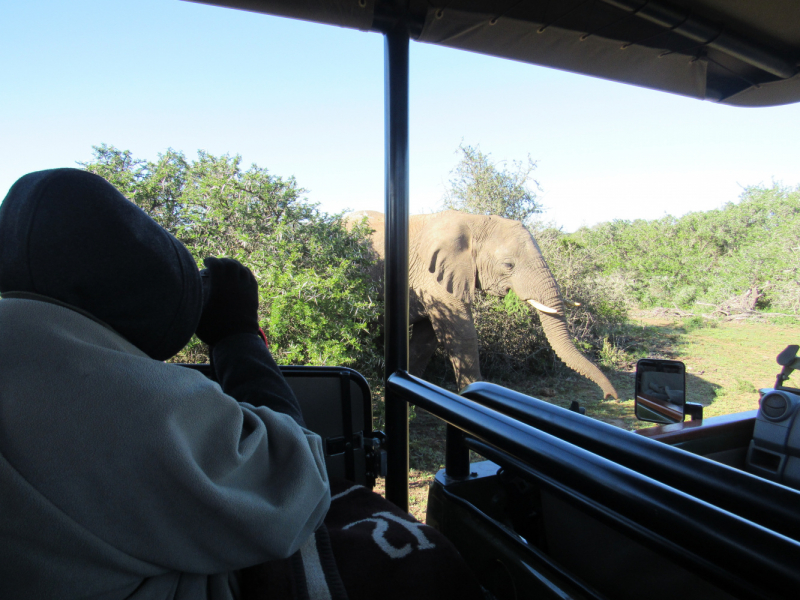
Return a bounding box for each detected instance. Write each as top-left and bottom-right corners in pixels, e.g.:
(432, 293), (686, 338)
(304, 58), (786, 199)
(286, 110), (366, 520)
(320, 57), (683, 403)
(0, 168), (331, 599)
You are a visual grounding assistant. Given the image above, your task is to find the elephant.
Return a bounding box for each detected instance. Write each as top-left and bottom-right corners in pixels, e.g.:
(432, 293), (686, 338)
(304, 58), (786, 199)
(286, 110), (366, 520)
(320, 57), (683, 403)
(348, 210), (618, 400)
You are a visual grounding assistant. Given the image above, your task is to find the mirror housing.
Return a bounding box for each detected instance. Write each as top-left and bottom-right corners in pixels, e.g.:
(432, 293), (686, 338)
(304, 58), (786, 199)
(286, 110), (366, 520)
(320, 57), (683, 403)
(635, 359), (686, 425)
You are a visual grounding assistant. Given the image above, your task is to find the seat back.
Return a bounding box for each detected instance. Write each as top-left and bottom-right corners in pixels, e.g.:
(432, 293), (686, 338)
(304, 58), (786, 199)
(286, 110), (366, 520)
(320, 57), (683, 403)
(182, 364), (377, 488)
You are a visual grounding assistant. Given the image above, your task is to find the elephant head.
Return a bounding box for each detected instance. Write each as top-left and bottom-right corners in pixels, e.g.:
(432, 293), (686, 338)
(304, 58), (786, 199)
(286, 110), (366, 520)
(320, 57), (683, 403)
(416, 211), (618, 400)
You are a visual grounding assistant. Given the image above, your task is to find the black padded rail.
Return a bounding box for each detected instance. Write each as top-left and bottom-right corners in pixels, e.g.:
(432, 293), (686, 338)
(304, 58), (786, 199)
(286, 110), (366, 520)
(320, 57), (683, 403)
(387, 371), (800, 600)
(461, 381), (800, 541)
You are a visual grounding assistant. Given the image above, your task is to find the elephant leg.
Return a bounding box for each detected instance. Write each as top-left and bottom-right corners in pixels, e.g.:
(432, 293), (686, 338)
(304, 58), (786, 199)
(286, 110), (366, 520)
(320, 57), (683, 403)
(447, 335), (481, 392)
(409, 319), (439, 379)
(428, 305), (482, 392)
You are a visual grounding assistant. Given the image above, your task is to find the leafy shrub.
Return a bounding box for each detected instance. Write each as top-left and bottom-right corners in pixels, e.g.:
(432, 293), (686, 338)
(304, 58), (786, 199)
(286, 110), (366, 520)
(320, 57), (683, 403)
(471, 291), (549, 381)
(598, 337), (633, 370)
(674, 285), (700, 306)
(682, 315), (718, 332)
(81, 145), (383, 376)
(569, 183), (800, 313)
(442, 143), (541, 224)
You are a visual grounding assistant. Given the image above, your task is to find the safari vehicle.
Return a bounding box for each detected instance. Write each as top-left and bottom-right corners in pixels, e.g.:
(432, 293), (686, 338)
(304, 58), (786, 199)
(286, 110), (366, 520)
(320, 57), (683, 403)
(189, 1), (800, 599)
(177, 2), (800, 599)
(28, 0), (800, 598)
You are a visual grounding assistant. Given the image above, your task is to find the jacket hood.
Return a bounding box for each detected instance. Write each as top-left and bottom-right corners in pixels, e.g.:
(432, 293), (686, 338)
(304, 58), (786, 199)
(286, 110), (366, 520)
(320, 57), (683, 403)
(0, 168), (202, 360)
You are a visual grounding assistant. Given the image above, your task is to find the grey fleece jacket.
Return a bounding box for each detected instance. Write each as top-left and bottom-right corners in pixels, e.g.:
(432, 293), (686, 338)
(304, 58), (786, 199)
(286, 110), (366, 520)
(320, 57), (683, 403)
(0, 298), (331, 599)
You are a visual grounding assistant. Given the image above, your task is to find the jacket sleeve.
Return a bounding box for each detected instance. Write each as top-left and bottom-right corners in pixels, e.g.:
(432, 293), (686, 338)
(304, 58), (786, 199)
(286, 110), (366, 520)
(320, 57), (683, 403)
(3, 347), (331, 575)
(211, 332), (307, 427)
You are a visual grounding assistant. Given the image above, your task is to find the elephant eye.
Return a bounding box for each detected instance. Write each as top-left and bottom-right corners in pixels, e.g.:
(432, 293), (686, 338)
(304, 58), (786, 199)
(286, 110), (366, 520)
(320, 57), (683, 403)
(501, 261), (515, 271)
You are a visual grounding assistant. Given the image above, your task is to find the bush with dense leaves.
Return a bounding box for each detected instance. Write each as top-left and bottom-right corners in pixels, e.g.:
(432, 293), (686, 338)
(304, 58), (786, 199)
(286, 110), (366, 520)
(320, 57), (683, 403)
(442, 143), (541, 224)
(569, 183), (800, 313)
(81, 144), (383, 374)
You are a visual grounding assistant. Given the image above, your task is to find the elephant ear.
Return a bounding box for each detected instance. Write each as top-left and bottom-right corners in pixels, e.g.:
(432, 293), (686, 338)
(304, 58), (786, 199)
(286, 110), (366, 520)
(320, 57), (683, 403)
(416, 217), (476, 304)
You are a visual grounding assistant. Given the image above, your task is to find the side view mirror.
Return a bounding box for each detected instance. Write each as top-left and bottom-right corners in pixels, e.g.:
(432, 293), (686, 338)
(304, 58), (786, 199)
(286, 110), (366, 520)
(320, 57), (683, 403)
(635, 359), (686, 425)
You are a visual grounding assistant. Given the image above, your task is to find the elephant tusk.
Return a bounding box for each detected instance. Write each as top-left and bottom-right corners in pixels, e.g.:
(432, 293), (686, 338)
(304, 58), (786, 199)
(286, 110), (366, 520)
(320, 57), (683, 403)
(567, 299), (581, 307)
(528, 299), (559, 314)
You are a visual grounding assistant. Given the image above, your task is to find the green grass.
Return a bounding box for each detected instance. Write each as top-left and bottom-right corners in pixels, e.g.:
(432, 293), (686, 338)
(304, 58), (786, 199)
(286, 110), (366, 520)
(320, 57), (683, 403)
(675, 319), (800, 418)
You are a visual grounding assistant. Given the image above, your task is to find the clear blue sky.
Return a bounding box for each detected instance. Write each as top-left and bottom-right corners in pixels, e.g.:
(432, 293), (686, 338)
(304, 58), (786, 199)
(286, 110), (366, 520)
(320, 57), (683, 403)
(3, 0), (800, 232)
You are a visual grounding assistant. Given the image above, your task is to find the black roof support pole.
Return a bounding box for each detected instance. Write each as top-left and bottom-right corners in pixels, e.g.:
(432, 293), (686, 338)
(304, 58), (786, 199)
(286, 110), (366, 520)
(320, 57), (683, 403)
(383, 21), (410, 510)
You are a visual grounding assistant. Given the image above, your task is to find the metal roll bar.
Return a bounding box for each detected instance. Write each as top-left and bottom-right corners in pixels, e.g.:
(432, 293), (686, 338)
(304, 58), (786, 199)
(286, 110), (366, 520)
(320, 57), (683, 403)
(388, 371), (800, 600)
(460, 381), (800, 541)
(382, 19), (411, 510)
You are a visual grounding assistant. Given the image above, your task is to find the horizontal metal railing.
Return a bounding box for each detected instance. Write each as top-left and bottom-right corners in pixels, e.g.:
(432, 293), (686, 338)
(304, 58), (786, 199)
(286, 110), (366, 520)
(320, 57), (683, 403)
(387, 371), (800, 600)
(460, 381), (800, 541)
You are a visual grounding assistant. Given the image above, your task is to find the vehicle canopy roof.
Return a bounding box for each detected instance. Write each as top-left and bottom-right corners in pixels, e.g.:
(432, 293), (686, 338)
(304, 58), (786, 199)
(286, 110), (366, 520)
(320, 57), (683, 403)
(190, 0), (800, 107)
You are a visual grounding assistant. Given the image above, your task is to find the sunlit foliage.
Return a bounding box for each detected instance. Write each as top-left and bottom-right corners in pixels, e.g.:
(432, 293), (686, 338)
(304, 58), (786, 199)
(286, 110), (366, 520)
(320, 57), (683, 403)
(442, 143), (542, 224)
(81, 144), (383, 372)
(569, 183), (800, 312)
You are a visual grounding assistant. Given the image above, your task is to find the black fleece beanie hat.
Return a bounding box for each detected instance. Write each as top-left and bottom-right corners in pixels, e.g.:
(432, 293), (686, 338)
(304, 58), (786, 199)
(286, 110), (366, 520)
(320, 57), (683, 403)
(0, 168), (203, 361)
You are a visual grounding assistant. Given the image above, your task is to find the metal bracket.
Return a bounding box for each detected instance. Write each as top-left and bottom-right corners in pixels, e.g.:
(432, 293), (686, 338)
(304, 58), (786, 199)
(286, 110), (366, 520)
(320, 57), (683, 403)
(325, 432), (363, 456)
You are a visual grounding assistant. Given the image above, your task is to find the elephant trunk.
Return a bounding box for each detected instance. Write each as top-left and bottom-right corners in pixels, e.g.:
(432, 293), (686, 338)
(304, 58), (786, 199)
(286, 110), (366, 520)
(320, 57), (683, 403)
(538, 311), (619, 400)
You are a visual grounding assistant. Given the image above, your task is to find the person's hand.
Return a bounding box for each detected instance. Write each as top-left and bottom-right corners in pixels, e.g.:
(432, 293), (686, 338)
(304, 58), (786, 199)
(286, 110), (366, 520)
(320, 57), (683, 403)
(196, 257), (260, 347)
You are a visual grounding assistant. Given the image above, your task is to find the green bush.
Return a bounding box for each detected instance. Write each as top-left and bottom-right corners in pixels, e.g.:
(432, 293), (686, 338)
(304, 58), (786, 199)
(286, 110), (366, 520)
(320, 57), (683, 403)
(442, 143), (541, 224)
(568, 183), (800, 313)
(81, 145), (383, 376)
(471, 291), (549, 381)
